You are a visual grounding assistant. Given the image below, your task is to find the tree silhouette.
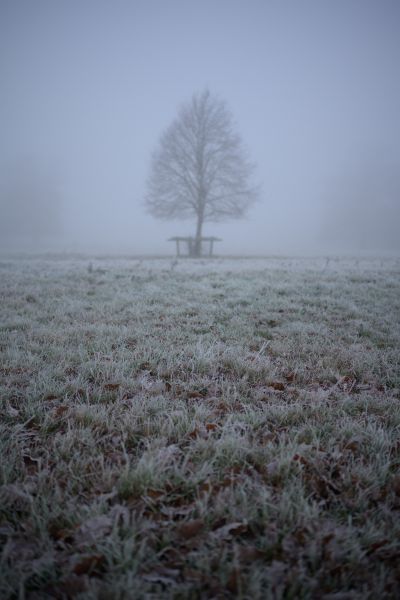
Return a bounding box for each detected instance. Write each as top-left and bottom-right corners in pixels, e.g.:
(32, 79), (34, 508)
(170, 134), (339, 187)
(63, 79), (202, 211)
(145, 90), (258, 256)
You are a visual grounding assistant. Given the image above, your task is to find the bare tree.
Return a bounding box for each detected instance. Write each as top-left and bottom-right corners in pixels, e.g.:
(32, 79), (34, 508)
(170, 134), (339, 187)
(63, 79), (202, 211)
(145, 90), (259, 256)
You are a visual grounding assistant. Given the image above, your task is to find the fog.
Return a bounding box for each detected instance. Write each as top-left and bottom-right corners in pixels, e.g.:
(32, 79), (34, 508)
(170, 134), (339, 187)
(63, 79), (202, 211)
(1, 0), (399, 256)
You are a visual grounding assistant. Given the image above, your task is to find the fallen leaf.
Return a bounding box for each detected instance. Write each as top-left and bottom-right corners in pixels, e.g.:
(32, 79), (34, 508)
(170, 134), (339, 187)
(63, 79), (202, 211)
(293, 454), (309, 466)
(238, 545), (264, 562)
(199, 481), (218, 495)
(215, 401), (228, 415)
(268, 381), (285, 391)
(213, 521), (248, 539)
(146, 488), (165, 499)
(344, 438), (361, 453)
(53, 405), (69, 418)
(226, 568), (240, 594)
(22, 454), (40, 471)
(176, 518), (205, 539)
(22, 415), (39, 430)
(104, 382), (121, 391)
(105, 451), (125, 465)
(73, 554), (105, 575)
(187, 391), (203, 399)
(206, 423), (218, 432)
(48, 524), (74, 542)
(337, 376), (357, 392)
(188, 426), (199, 439)
(366, 539), (389, 555)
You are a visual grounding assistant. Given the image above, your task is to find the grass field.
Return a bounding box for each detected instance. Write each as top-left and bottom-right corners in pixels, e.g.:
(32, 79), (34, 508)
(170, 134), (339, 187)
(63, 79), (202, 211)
(1, 255), (400, 599)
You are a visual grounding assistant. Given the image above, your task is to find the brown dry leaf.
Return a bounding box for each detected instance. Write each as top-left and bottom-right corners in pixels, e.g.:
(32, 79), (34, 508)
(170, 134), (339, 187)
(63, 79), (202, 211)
(199, 480), (222, 497)
(293, 454), (309, 466)
(22, 454), (40, 476)
(44, 393), (58, 401)
(238, 545), (264, 562)
(53, 405), (69, 418)
(104, 382), (121, 391)
(187, 391), (203, 399)
(338, 376), (357, 392)
(215, 401), (229, 415)
(227, 465), (243, 476)
(199, 481), (212, 493)
(48, 524), (74, 542)
(366, 539), (389, 555)
(176, 518), (205, 539)
(344, 438), (362, 453)
(213, 521), (248, 539)
(146, 488), (165, 500)
(22, 415), (39, 430)
(206, 423), (218, 432)
(188, 427), (199, 439)
(226, 568), (240, 594)
(72, 554), (105, 575)
(268, 381), (285, 391)
(312, 476), (330, 499)
(105, 451), (125, 466)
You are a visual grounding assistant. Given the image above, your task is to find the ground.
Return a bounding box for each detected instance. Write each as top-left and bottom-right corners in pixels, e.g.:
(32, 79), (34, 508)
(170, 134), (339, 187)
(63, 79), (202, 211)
(0, 255), (399, 599)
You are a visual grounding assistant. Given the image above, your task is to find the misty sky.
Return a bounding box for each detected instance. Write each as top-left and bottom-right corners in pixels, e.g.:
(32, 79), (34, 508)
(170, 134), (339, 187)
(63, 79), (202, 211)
(1, 0), (399, 255)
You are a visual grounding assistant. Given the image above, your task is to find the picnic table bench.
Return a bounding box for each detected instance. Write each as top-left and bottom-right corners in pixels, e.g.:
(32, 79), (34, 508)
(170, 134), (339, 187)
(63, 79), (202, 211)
(168, 236), (222, 257)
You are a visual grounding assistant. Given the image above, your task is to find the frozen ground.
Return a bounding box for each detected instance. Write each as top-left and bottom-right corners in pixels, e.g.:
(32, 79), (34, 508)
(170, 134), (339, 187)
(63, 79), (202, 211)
(1, 255), (400, 598)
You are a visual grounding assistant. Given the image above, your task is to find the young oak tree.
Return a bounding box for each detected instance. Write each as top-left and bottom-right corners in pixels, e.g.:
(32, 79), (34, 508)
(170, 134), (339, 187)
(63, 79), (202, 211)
(145, 89), (259, 257)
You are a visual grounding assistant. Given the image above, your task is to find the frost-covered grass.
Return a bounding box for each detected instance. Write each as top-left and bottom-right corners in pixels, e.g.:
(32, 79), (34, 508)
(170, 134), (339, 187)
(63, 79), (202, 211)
(0, 255), (399, 599)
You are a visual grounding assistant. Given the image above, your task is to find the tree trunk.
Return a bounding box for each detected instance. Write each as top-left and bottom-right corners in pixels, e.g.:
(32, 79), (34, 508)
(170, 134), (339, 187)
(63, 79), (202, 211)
(193, 213), (203, 257)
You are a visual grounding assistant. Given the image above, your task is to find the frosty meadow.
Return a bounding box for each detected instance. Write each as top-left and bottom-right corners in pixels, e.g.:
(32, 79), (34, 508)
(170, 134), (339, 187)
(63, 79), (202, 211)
(1, 255), (400, 598)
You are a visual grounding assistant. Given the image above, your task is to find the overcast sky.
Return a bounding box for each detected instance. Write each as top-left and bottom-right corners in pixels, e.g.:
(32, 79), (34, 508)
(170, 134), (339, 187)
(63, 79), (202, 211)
(1, 0), (399, 255)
